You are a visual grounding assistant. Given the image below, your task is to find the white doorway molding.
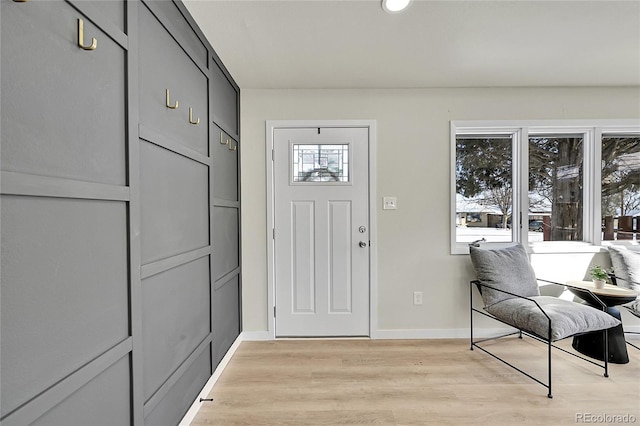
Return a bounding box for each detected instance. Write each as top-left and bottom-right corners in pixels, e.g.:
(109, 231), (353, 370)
(266, 120), (378, 339)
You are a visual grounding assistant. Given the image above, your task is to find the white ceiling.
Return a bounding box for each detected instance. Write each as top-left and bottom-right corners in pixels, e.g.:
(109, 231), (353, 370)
(183, 0), (640, 89)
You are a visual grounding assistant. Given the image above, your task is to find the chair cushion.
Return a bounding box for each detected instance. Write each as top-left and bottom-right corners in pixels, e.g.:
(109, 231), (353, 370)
(486, 296), (621, 341)
(469, 244), (539, 307)
(608, 246), (640, 296)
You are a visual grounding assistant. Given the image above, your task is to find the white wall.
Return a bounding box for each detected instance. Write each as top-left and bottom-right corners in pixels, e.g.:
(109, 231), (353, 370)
(240, 87), (640, 336)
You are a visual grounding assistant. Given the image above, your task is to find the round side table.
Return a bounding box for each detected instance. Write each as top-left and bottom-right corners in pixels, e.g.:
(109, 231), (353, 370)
(566, 280), (638, 364)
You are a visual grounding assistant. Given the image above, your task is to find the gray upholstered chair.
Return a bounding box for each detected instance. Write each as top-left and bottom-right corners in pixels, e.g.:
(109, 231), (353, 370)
(469, 243), (621, 398)
(608, 245), (640, 349)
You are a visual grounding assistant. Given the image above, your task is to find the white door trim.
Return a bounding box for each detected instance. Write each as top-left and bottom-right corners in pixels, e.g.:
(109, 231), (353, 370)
(266, 120), (378, 339)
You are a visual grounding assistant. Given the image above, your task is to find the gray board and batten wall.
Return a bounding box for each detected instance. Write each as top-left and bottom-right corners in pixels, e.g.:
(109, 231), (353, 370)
(1, 0), (241, 424)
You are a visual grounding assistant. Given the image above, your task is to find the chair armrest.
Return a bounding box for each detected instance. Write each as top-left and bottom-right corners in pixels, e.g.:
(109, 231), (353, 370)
(471, 279), (540, 301)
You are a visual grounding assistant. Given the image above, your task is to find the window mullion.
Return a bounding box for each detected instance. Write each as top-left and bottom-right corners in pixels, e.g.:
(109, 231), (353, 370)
(518, 127), (529, 245)
(585, 128), (601, 245)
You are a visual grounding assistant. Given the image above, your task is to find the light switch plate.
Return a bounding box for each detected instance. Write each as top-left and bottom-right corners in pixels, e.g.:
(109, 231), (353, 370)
(383, 196), (397, 210)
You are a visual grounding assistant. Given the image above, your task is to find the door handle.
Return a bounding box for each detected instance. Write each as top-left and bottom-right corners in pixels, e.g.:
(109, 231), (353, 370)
(359, 241), (367, 248)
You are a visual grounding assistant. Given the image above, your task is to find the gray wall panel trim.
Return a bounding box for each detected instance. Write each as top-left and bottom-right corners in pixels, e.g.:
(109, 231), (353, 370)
(213, 198), (240, 208)
(210, 48), (240, 140)
(142, 333), (212, 417)
(1, 338), (133, 425)
(141, 0), (208, 76)
(214, 268), (240, 291)
(237, 137), (243, 331)
(211, 276), (240, 368)
(126, 1), (145, 423)
(173, 0), (216, 65)
(210, 51), (239, 94)
(139, 124), (211, 166)
(212, 206), (239, 280)
(65, 0), (129, 50)
(0, 171), (130, 201)
(141, 246), (211, 279)
(210, 60), (239, 137)
(212, 114), (239, 142)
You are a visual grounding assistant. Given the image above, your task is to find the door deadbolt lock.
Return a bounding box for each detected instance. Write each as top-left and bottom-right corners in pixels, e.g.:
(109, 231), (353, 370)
(358, 226), (367, 233)
(359, 241), (367, 248)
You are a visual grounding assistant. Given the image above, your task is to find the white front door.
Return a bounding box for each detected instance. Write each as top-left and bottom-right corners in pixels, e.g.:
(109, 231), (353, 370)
(274, 127), (370, 337)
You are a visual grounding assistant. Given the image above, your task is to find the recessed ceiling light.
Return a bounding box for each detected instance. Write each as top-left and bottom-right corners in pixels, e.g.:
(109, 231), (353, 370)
(382, 0), (412, 13)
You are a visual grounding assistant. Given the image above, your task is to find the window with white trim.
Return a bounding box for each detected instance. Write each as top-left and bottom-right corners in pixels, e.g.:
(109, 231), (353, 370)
(451, 120), (640, 254)
(601, 134), (640, 241)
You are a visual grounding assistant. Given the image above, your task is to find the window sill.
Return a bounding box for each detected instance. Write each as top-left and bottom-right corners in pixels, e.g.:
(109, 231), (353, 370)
(453, 241), (638, 256)
(528, 242), (607, 254)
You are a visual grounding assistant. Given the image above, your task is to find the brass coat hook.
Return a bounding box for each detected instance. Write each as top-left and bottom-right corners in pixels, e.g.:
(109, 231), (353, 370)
(189, 107), (200, 125)
(220, 131), (229, 145)
(77, 19), (97, 50)
(228, 140), (237, 151)
(166, 89), (178, 109)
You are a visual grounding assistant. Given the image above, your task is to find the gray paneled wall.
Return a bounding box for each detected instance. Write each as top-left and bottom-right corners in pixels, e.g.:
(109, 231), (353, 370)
(0, 0), (241, 424)
(211, 121), (241, 367)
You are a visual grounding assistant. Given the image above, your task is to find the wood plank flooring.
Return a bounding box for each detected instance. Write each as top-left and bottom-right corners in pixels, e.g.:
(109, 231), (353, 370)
(191, 338), (640, 425)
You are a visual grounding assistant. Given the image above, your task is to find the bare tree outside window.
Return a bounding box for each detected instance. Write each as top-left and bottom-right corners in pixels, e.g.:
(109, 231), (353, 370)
(602, 136), (640, 240)
(455, 136), (512, 242)
(529, 135), (584, 241)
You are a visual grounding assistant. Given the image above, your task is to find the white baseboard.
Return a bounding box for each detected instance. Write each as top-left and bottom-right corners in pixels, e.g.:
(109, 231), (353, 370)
(241, 330), (273, 341)
(229, 328), (518, 341)
(242, 329), (483, 340)
(236, 328), (515, 340)
(374, 329), (465, 339)
(374, 328), (513, 340)
(373, 326), (640, 340)
(178, 335), (243, 426)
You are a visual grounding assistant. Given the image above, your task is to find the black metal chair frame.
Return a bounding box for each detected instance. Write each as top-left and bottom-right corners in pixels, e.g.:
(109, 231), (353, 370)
(470, 279), (611, 398)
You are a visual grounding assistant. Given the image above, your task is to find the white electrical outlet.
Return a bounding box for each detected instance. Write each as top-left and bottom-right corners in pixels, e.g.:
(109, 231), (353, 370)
(413, 291), (423, 305)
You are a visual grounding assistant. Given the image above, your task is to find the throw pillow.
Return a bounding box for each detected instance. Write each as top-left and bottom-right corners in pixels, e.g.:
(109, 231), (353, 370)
(608, 246), (640, 295)
(469, 244), (540, 307)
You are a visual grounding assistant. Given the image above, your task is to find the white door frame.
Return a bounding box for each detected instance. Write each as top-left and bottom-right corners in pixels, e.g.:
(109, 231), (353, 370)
(266, 120), (378, 339)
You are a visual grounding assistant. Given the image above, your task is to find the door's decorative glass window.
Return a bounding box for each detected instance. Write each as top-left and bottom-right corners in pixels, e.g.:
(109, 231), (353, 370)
(292, 144), (349, 182)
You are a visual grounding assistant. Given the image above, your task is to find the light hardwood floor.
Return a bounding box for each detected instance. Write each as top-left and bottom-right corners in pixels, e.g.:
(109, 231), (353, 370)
(191, 338), (640, 425)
